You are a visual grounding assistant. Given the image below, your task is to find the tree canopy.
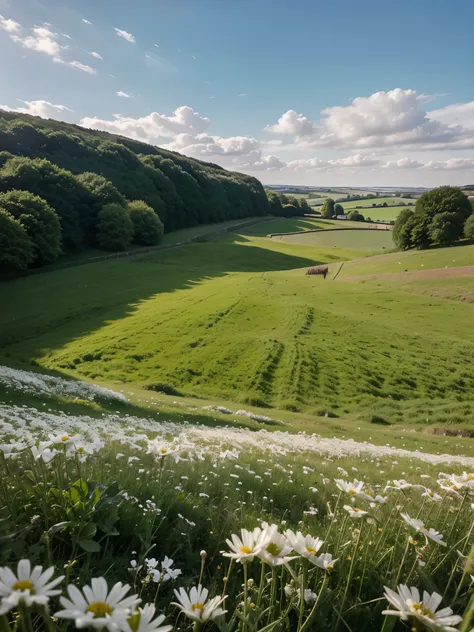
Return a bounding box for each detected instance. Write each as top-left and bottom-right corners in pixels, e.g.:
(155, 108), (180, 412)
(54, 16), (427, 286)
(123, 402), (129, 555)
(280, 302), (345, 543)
(128, 200), (165, 246)
(322, 198), (335, 219)
(0, 209), (34, 273)
(96, 203), (134, 251)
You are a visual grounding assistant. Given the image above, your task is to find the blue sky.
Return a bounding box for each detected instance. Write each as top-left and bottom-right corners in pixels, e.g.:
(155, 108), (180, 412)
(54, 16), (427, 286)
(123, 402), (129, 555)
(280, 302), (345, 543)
(1, 0), (474, 186)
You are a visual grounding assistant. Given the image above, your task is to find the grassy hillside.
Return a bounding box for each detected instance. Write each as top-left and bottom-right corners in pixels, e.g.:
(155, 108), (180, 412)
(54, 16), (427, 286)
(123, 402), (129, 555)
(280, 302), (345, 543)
(2, 224), (473, 432)
(273, 228), (394, 251)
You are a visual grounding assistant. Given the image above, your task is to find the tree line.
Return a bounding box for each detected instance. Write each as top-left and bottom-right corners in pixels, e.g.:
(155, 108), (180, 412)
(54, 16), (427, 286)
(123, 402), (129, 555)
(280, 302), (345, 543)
(0, 112), (269, 274)
(265, 191), (311, 217)
(393, 186), (474, 249)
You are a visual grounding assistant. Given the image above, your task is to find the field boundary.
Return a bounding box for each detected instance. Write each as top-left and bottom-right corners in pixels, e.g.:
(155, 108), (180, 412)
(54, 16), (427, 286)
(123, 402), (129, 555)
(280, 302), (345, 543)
(268, 226), (393, 238)
(1, 216), (273, 282)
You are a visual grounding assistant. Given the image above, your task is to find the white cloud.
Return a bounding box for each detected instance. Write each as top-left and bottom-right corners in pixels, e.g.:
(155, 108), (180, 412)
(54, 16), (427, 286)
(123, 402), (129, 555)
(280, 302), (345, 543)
(61, 33), (71, 39)
(0, 14), (21, 32)
(12, 25), (64, 57)
(239, 155), (286, 171)
(286, 158), (329, 171)
(265, 89), (474, 151)
(329, 153), (379, 167)
(80, 106), (210, 141)
(68, 60), (95, 74)
(382, 158), (423, 169)
(167, 133), (260, 157)
(81, 19), (92, 25)
(0, 99), (74, 121)
(116, 91), (133, 98)
(238, 93), (247, 97)
(90, 51), (103, 60)
(265, 109), (317, 137)
(114, 28), (135, 43)
(428, 101), (474, 130)
(423, 158), (474, 170)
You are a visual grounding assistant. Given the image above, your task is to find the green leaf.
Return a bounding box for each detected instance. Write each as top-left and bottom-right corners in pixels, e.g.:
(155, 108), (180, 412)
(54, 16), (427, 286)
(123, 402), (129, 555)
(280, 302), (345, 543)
(81, 522), (97, 539)
(47, 521), (70, 536)
(78, 538), (100, 553)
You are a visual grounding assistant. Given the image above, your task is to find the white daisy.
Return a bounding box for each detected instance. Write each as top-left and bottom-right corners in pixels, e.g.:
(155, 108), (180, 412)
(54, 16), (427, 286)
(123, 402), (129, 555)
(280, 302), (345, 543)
(146, 440), (179, 460)
(0, 560), (63, 614)
(335, 479), (369, 499)
(383, 585), (461, 631)
(384, 480), (413, 492)
(316, 553), (338, 572)
(55, 577), (140, 630)
(257, 527), (294, 566)
(172, 585), (226, 622)
(400, 514), (447, 546)
(222, 528), (266, 563)
(127, 604), (173, 632)
(285, 530), (324, 566)
(344, 505), (368, 518)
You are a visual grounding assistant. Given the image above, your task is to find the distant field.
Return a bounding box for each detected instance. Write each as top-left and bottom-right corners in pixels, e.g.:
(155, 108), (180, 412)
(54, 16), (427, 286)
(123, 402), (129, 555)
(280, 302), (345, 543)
(359, 205), (408, 222)
(341, 196), (413, 209)
(339, 243), (474, 277)
(273, 228), (394, 251)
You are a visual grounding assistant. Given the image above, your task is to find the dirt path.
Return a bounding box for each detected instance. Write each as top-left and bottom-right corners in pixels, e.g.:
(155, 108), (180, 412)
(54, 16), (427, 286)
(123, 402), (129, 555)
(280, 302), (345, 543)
(339, 265), (474, 283)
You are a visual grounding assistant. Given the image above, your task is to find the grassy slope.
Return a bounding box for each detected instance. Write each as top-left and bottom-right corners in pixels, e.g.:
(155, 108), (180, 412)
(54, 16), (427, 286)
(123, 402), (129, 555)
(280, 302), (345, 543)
(275, 229), (394, 251)
(340, 243), (474, 276)
(2, 228), (474, 435)
(341, 196), (412, 208)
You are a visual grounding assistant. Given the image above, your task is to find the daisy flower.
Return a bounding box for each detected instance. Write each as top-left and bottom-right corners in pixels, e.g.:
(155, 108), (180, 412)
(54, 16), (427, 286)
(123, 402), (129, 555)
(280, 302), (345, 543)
(384, 480), (413, 492)
(55, 577), (140, 630)
(335, 479), (369, 499)
(383, 585), (461, 632)
(222, 528), (267, 563)
(400, 514), (447, 546)
(285, 530), (324, 566)
(146, 439), (179, 460)
(257, 527), (294, 566)
(344, 505), (368, 518)
(0, 560), (63, 614)
(172, 585), (226, 622)
(127, 604), (172, 632)
(316, 553), (338, 572)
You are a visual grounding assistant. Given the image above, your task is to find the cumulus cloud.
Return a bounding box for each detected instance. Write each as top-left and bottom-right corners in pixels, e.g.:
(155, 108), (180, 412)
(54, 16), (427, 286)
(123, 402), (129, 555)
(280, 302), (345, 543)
(428, 101), (474, 130)
(265, 109), (317, 137)
(286, 158), (329, 171)
(0, 99), (74, 121)
(329, 153), (379, 167)
(167, 133), (260, 158)
(114, 28), (135, 43)
(0, 14), (21, 32)
(116, 91), (133, 98)
(382, 158), (424, 169)
(81, 19), (92, 25)
(90, 51), (103, 60)
(266, 89), (474, 151)
(80, 106), (210, 141)
(423, 158), (474, 170)
(12, 25), (64, 57)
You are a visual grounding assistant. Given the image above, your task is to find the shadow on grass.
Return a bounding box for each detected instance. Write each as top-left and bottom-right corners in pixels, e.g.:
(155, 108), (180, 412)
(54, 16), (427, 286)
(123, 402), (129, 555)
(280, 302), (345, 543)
(0, 234), (321, 367)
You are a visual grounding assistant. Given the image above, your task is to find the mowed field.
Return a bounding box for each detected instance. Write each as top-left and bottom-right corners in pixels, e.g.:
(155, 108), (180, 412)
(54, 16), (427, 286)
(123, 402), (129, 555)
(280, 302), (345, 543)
(1, 219), (474, 436)
(272, 228), (394, 251)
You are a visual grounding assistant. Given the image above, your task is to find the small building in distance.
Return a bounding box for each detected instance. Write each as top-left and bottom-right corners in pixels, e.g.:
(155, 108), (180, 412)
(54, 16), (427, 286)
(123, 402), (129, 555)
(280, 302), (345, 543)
(336, 214), (348, 220)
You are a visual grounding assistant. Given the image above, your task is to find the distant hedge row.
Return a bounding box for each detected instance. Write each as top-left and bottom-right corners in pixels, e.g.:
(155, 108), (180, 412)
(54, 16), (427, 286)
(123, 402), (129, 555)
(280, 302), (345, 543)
(0, 112), (269, 273)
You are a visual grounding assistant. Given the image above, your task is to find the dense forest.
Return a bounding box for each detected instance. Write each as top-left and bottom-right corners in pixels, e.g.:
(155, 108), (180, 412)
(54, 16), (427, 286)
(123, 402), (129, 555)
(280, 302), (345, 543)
(0, 111), (305, 273)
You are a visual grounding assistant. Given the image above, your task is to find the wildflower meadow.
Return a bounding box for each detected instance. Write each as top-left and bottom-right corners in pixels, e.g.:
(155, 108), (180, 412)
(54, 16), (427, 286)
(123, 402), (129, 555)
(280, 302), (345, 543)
(1, 368), (474, 631)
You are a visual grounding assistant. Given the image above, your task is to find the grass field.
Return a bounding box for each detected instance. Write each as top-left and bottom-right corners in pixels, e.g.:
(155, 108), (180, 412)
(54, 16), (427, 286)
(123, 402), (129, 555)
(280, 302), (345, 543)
(273, 228), (394, 251)
(2, 216), (474, 631)
(361, 205), (408, 222)
(341, 196), (412, 209)
(1, 228), (474, 434)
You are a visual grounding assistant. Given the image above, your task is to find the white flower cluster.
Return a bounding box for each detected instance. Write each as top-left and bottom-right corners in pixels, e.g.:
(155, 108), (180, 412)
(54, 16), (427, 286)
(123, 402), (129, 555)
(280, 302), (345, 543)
(0, 365), (128, 404)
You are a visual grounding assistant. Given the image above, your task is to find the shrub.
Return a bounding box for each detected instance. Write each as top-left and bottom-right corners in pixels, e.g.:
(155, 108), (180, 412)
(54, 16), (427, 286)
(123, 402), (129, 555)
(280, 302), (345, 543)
(0, 190), (62, 265)
(392, 209), (415, 250)
(128, 200), (164, 246)
(0, 209), (34, 272)
(464, 214), (474, 241)
(429, 211), (464, 246)
(144, 382), (183, 396)
(75, 172), (126, 241)
(321, 198), (335, 218)
(96, 203), (133, 251)
(348, 210), (365, 222)
(334, 203), (344, 215)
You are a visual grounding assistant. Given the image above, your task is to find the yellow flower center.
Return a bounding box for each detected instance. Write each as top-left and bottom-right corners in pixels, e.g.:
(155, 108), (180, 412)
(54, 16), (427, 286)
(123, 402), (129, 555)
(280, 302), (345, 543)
(349, 489), (357, 495)
(326, 564), (333, 571)
(306, 547), (317, 555)
(353, 508), (361, 512)
(87, 602), (113, 618)
(77, 446), (85, 453)
(13, 580), (34, 592)
(411, 602), (435, 620)
(160, 448), (168, 454)
(61, 435), (69, 441)
(127, 613), (141, 632)
(266, 542), (282, 556)
(240, 545), (253, 554)
(192, 603), (205, 613)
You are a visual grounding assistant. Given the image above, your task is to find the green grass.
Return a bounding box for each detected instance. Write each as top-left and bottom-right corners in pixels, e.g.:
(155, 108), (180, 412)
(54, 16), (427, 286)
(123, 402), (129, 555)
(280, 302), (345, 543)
(339, 243), (474, 277)
(341, 196), (413, 209)
(274, 228), (394, 251)
(2, 230), (474, 434)
(362, 205), (409, 222)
